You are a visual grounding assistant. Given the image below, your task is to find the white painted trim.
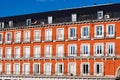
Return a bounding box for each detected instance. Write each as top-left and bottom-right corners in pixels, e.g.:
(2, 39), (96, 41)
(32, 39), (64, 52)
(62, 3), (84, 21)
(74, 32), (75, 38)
(106, 42), (115, 56)
(44, 45), (52, 57)
(94, 62), (104, 76)
(72, 14), (77, 22)
(81, 62), (90, 76)
(5, 63), (11, 74)
(80, 43), (90, 57)
(81, 26), (90, 39)
(13, 63), (20, 75)
(34, 45), (41, 58)
(106, 24), (115, 37)
(14, 31), (21, 43)
(56, 28), (64, 40)
(0, 47), (3, 58)
(97, 11), (103, 19)
(68, 44), (77, 56)
(68, 62), (76, 76)
(0, 33), (3, 44)
(94, 25), (104, 38)
(45, 29), (52, 41)
(23, 46), (30, 58)
(14, 46), (21, 58)
(33, 63), (40, 74)
(94, 43), (104, 56)
(22, 63), (30, 75)
(0, 63), (2, 74)
(5, 32), (12, 43)
(34, 30), (41, 41)
(55, 62), (64, 75)
(56, 44), (64, 57)
(5, 47), (12, 58)
(24, 30), (30, 42)
(68, 27), (77, 39)
(44, 62), (52, 75)
(48, 16), (53, 24)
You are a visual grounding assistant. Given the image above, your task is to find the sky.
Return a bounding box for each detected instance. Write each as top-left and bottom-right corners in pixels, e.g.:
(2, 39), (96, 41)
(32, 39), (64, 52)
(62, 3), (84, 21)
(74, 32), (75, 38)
(0, 0), (120, 17)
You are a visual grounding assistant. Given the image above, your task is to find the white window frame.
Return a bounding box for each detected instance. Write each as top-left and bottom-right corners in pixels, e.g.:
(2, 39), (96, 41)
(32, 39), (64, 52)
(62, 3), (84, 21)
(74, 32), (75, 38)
(56, 28), (64, 40)
(34, 45), (41, 58)
(45, 29), (52, 41)
(55, 63), (64, 75)
(81, 26), (90, 39)
(0, 47), (3, 58)
(14, 46), (21, 58)
(94, 62), (104, 76)
(22, 63), (30, 75)
(24, 30), (30, 42)
(5, 47), (11, 58)
(80, 43), (90, 57)
(97, 11), (103, 19)
(0, 22), (4, 28)
(0, 63), (2, 74)
(23, 46), (30, 58)
(95, 25), (104, 38)
(9, 21), (13, 27)
(81, 62), (90, 76)
(106, 24), (115, 37)
(0, 33), (3, 44)
(44, 45), (52, 57)
(14, 31), (21, 43)
(68, 62), (76, 76)
(26, 19), (31, 26)
(5, 32), (12, 44)
(33, 63), (40, 74)
(48, 16), (52, 24)
(44, 63), (52, 75)
(68, 27), (77, 40)
(72, 14), (77, 22)
(94, 43), (104, 56)
(5, 63), (11, 74)
(13, 63), (20, 75)
(56, 44), (64, 57)
(106, 42), (115, 56)
(68, 44), (77, 56)
(34, 30), (41, 42)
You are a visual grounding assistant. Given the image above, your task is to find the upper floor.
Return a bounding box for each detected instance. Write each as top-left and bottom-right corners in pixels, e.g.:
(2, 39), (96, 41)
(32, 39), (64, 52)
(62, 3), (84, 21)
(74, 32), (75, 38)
(0, 3), (120, 29)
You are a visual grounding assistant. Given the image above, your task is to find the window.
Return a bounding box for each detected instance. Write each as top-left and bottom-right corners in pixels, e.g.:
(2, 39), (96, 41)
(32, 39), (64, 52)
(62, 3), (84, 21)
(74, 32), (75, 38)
(94, 62), (103, 76)
(14, 47), (20, 58)
(48, 16), (52, 24)
(106, 42), (115, 56)
(0, 22), (4, 28)
(44, 63), (51, 75)
(5, 63), (11, 74)
(81, 63), (90, 76)
(56, 28), (64, 40)
(9, 21), (13, 27)
(6, 47), (11, 58)
(45, 45), (52, 57)
(68, 44), (76, 56)
(106, 24), (115, 37)
(34, 46), (41, 58)
(68, 62), (76, 75)
(26, 19), (31, 26)
(68, 27), (76, 39)
(72, 14), (77, 22)
(33, 63), (40, 74)
(56, 63), (64, 75)
(56, 44), (64, 57)
(0, 48), (2, 58)
(95, 25), (104, 38)
(23, 63), (30, 74)
(94, 43), (104, 56)
(81, 44), (90, 56)
(45, 29), (52, 41)
(0, 34), (3, 44)
(81, 26), (90, 38)
(14, 63), (20, 74)
(14, 32), (21, 43)
(97, 11), (103, 19)
(24, 31), (30, 42)
(34, 30), (41, 42)
(0, 63), (2, 74)
(6, 32), (12, 43)
(24, 46), (30, 58)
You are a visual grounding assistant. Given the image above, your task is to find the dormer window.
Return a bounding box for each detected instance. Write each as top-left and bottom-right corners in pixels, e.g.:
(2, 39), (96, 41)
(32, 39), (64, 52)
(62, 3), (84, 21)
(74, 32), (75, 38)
(0, 22), (4, 28)
(97, 11), (103, 19)
(72, 14), (77, 22)
(26, 19), (31, 26)
(9, 21), (13, 27)
(48, 16), (52, 24)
